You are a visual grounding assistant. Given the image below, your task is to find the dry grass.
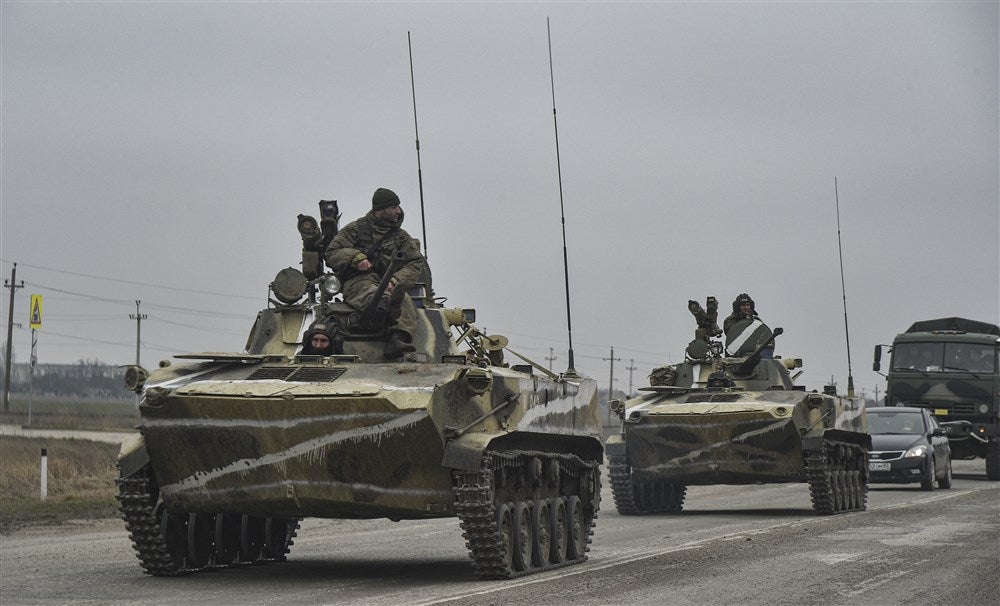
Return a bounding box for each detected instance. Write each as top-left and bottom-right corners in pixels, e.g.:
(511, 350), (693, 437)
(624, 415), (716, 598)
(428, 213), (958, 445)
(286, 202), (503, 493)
(0, 436), (120, 533)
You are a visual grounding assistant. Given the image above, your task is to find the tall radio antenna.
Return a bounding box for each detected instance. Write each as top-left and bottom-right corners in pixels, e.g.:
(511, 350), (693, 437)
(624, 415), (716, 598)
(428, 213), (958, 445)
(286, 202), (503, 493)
(547, 18), (578, 377)
(834, 177), (855, 398)
(408, 31), (428, 261)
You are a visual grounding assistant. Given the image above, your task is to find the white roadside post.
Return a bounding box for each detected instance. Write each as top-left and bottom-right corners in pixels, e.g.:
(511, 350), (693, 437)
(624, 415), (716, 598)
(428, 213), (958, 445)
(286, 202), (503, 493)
(40, 448), (48, 500)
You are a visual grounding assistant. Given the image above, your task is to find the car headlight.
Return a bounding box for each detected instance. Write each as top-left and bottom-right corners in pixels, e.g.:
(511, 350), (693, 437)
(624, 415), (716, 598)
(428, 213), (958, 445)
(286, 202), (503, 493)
(903, 444), (930, 458)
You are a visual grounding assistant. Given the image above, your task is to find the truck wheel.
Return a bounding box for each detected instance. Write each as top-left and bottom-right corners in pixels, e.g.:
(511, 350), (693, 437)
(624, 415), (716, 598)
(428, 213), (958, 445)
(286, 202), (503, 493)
(986, 440), (1000, 481)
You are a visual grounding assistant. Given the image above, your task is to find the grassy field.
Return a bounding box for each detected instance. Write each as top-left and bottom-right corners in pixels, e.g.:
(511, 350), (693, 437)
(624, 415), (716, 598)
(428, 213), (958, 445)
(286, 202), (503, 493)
(0, 436), (121, 533)
(0, 398), (135, 532)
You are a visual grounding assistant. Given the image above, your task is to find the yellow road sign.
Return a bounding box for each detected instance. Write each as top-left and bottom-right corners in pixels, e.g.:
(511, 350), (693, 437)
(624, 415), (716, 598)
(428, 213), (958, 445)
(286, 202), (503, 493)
(30, 294), (42, 329)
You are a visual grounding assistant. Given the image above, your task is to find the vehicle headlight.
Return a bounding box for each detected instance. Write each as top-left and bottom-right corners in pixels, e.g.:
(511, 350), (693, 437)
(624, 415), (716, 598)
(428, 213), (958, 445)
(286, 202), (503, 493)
(319, 274), (341, 297)
(903, 444), (930, 458)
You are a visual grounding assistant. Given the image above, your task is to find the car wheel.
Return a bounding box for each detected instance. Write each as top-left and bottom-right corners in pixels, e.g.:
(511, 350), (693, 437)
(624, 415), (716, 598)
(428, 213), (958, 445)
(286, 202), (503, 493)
(920, 457), (936, 491)
(938, 458), (953, 489)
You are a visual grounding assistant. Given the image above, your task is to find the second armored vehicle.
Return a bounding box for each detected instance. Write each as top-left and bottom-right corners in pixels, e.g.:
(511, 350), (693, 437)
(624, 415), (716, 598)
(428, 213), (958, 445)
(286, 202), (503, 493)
(606, 297), (869, 515)
(117, 201), (603, 579)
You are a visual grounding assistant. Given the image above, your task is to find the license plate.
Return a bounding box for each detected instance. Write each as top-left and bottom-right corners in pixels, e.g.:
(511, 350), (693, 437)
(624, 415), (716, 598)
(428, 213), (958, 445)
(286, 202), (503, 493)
(869, 461), (891, 471)
(934, 409), (948, 416)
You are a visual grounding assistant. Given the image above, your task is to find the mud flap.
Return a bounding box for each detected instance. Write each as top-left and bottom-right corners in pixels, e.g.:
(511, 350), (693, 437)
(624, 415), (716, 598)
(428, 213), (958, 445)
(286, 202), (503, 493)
(605, 434), (626, 459)
(441, 433), (494, 471)
(117, 433), (150, 479)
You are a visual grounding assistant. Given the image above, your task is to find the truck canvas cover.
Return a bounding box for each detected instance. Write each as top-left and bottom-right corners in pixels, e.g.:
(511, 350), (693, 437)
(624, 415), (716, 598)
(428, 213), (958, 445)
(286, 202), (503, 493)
(906, 317), (999, 335)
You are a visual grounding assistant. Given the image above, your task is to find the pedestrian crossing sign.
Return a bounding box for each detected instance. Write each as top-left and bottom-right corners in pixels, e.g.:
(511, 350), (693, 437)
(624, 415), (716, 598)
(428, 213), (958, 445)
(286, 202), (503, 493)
(30, 294), (42, 329)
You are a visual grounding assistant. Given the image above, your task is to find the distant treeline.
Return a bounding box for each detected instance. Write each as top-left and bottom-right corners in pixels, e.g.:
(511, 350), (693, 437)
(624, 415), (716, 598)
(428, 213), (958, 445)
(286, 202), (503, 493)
(2, 359), (132, 400)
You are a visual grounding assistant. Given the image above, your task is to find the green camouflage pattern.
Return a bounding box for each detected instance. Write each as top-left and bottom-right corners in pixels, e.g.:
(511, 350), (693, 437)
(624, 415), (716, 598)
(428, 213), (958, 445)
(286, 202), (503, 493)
(607, 299), (869, 515)
(608, 356), (868, 485)
(120, 294), (602, 520)
(116, 204), (604, 578)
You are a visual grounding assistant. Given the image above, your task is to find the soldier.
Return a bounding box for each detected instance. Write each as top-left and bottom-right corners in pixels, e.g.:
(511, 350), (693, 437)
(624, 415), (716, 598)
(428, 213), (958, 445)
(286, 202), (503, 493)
(723, 293), (759, 332)
(723, 293), (774, 358)
(300, 321), (339, 356)
(325, 188), (425, 359)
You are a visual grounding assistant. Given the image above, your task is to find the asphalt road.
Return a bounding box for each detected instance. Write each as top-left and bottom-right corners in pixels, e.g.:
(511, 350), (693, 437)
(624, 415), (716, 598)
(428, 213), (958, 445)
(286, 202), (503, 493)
(1, 459), (997, 606)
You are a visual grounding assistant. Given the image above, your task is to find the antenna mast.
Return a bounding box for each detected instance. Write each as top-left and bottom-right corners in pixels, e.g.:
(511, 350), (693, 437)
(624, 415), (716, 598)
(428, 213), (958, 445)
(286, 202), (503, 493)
(547, 18), (577, 377)
(834, 177), (855, 398)
(408, 31), (428, 260)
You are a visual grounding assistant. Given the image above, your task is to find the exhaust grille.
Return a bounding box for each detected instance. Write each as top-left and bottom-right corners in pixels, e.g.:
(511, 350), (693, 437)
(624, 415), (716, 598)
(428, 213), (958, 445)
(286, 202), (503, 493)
(245, 366), (347, 382)
(685, 393), (742, 403)
(290, 367), (347, 382)
(246, 366), (296, 380)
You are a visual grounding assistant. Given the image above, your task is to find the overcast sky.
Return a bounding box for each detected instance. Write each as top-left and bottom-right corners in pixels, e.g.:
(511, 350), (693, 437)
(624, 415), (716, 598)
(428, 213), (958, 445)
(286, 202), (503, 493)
(2, 1), (997, 400)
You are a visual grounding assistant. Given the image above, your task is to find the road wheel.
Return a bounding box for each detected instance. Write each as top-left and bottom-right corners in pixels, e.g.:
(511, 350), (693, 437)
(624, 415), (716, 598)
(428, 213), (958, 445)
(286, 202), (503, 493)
(512, 501), (532, 572)
(566, 495), (586, 560)
(186, 512), (214, 568)
(240, 515), (266, 561)
(531, 499), (551, 567)
(938, 458), (953, 489)
(495, 502), (515, 571)
(921, 458), (937, 491)
(214, 513), (242, 565)
(157, 504), (188, 567)
(549, 497), (568, 564)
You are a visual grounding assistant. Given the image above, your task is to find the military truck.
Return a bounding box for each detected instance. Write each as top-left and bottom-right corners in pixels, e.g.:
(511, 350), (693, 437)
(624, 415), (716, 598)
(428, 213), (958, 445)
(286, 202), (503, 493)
(874, 317), (1000, 480)
(117, 201), (603, 579)
(606, 298), (870, 515)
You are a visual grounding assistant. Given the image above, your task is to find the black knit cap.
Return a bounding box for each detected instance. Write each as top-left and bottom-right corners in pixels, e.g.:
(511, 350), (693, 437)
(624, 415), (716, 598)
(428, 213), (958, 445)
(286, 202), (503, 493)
(372, 187), (400, 211)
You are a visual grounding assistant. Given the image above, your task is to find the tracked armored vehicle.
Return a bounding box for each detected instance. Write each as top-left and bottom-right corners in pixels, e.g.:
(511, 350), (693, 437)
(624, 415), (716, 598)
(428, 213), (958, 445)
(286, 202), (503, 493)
(606, 297), (869, 515)
(117, 201), (603, 579)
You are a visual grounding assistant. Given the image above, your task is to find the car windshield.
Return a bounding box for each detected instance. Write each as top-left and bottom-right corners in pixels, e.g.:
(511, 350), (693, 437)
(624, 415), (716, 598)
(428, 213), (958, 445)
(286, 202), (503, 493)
(891, 341), (997, 373)
(869, 411), (926, 435)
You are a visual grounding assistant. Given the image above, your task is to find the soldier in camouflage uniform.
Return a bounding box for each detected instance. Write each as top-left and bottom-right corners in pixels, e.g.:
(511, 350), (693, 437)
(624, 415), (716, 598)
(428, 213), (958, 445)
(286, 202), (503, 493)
(723, 293), (759, 332)
(723, 293), (774, 358)
(325, 188), (426, 359)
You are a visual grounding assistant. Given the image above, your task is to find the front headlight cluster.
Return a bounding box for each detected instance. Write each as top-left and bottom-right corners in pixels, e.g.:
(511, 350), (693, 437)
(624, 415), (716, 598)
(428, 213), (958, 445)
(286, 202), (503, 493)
(903, 444), (930, 459)
(319, 274), (341, 297)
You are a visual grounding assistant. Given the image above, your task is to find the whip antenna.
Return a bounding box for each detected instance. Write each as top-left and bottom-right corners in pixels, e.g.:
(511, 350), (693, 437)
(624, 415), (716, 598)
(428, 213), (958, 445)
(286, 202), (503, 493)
(834, 177), (855, 398)
(547, 18), (577, 377)
(408, 31), (428, 260)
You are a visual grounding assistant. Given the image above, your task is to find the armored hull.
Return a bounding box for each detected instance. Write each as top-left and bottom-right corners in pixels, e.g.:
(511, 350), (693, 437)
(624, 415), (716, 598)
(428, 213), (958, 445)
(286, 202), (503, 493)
(606, 311), (869, 516)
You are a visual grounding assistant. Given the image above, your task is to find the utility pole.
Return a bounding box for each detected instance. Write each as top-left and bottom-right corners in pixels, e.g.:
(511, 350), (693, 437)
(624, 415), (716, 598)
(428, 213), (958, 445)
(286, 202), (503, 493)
(626, 358), (637, 394)
(603, 346), (621, 422)
(129, 300), (147, 366)
(3, 263), (24, 412)
(545, 347), (558, 371)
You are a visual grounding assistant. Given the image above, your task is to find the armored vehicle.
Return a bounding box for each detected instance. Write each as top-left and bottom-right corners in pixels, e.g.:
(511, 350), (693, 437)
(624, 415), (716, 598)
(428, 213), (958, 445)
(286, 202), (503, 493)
(606, 297), (869, 515)
(874, 317), (1000, 480)
(117, 201), (603, 579)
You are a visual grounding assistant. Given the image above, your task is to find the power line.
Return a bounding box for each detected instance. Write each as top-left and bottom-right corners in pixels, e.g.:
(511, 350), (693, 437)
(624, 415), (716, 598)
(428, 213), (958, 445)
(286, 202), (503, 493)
(23, 281), (252, 320)
(2, 258), (258, 301)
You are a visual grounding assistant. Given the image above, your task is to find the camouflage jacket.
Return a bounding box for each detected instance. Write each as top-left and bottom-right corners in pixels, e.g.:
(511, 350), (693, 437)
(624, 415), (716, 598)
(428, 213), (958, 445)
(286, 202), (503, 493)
(325, 210), (424, 288)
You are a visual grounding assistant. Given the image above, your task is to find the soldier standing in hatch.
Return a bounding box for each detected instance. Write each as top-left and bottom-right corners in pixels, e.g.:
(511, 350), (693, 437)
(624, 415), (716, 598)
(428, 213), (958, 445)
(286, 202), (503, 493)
(724, 293), (760, 332)
(723, 293), (774, 358)
(325, 187), (425, 359)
